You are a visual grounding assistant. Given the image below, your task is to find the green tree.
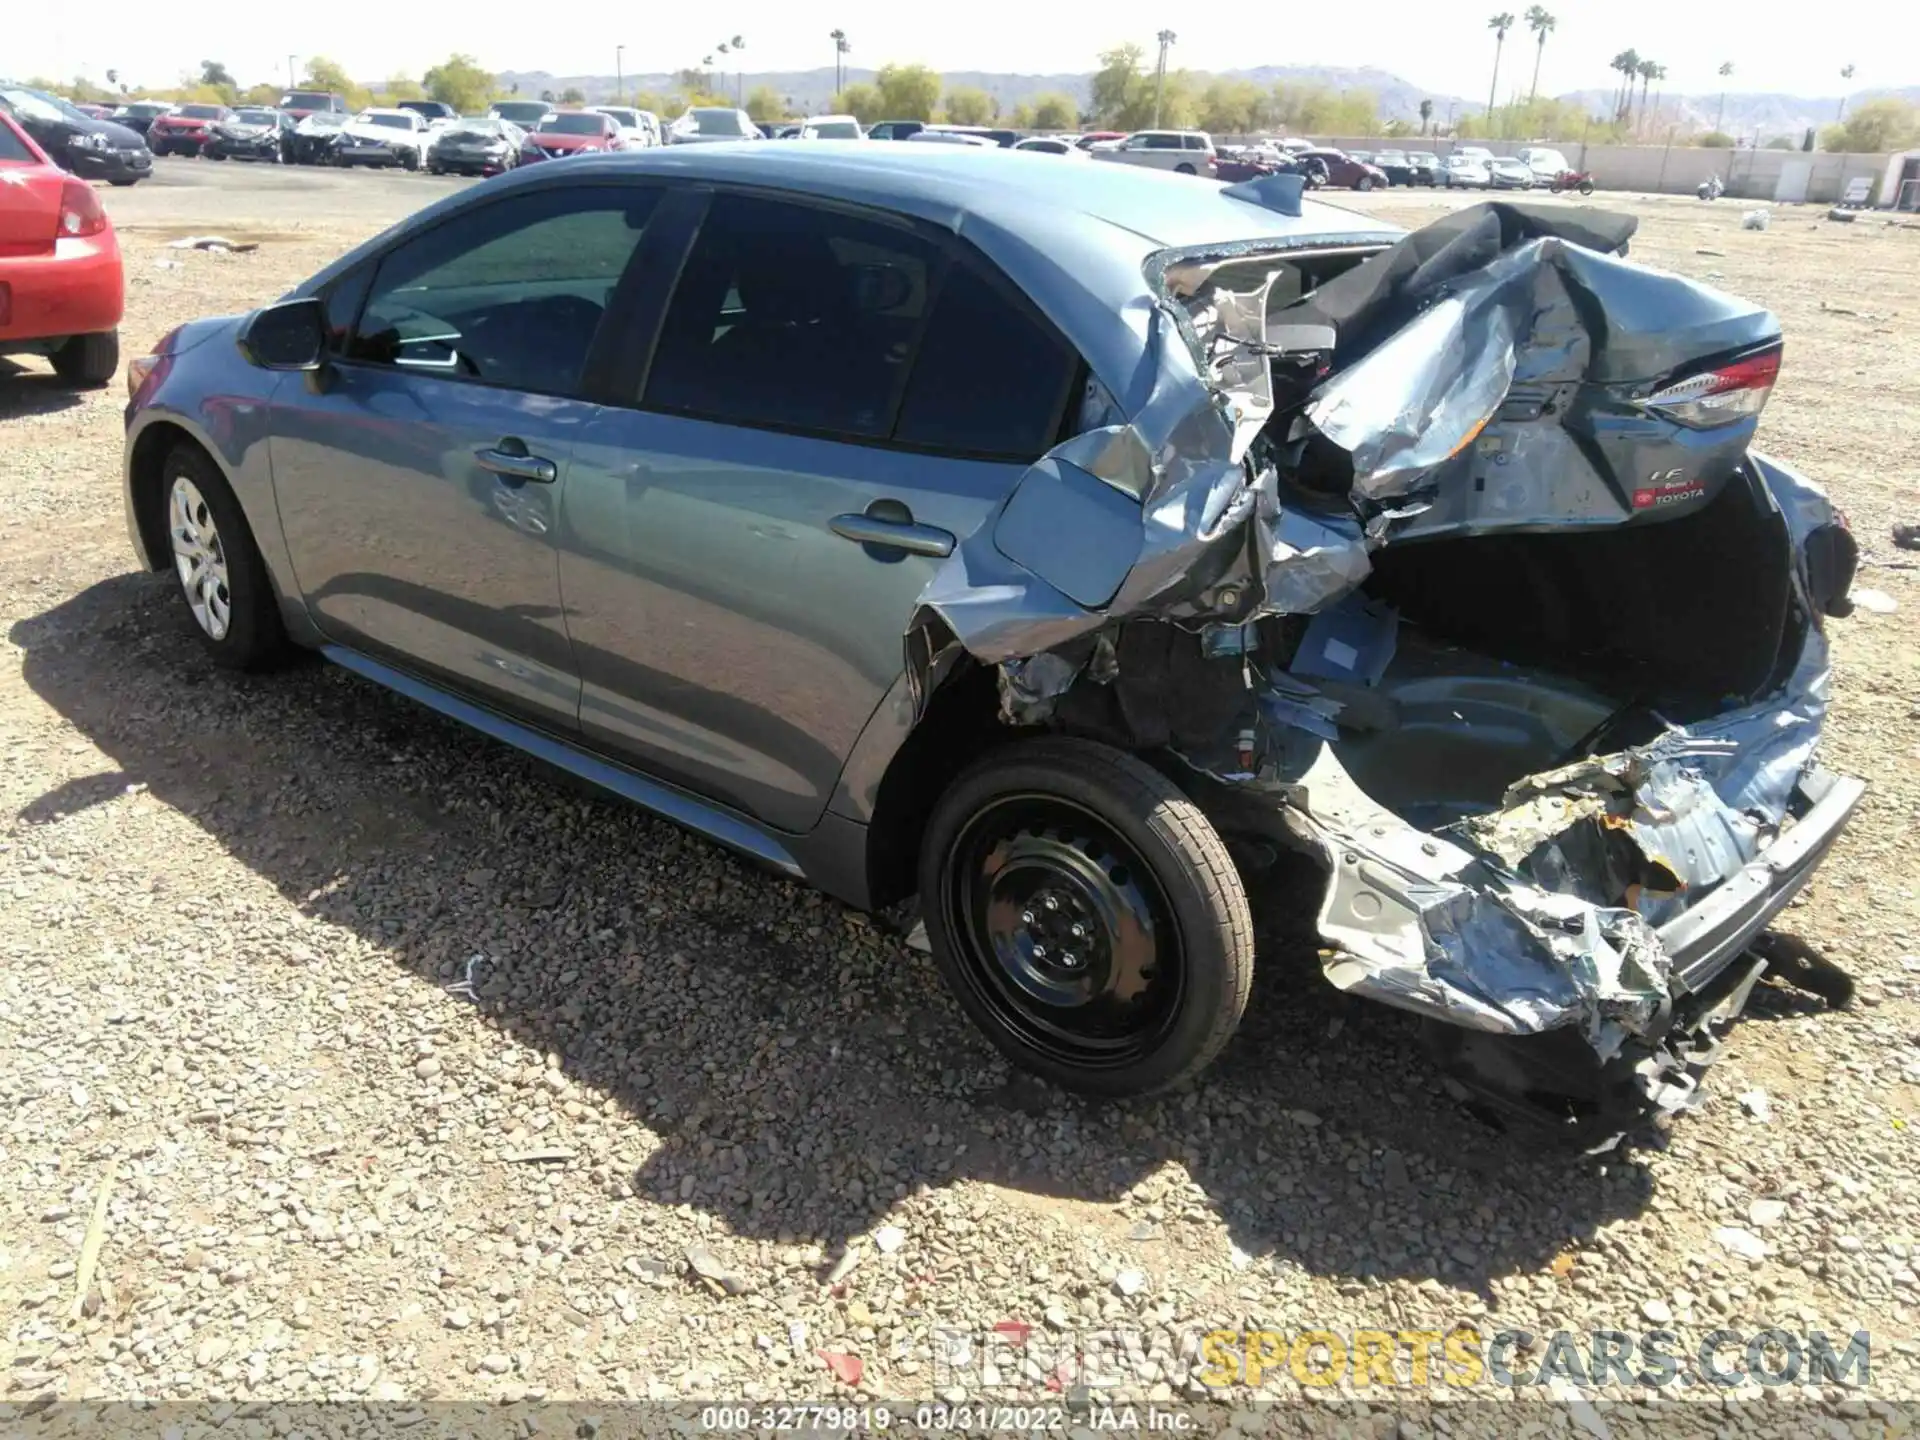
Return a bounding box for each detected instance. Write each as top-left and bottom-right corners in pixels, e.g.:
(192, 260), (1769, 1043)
(1698, 130), (1735, 147)
(243, 82), (280, 106)
(424, 55), (495, 115)
(1821, 97), (1920, 153)
(1090, 44), (1151, 130)
(1763, 135), (1796, 150)
(744, 85), (784, 123)
(386, 73), (425, 102)
(874, 63), (940, 121)
(943, 86), (996, 125)
(1419, 98), (1433, 134)
(1196, 77), (1264, 135)
(834, 83), (883, 123)
(1028, 92), (1078, 131)
(200, 60), (235, 90)
(559, 86), (586, 105)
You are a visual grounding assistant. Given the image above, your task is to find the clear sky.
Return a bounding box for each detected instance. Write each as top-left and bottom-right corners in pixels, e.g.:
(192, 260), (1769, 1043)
(10, 0), (1913, 100)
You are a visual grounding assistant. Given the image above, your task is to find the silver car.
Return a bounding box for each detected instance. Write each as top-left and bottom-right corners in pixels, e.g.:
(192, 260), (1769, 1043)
(121, 148), (1862, 1132)
(1090, 129), (1216, 176)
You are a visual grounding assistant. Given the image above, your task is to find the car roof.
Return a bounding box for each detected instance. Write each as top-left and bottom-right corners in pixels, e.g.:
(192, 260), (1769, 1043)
(807, 114), (859, 124)
(300, 145), (1399, 430)
(361, 108), (413, 118)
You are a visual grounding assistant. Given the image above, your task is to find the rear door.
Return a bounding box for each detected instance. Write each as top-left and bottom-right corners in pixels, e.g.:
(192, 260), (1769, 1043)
(559, 188), (1082, 832)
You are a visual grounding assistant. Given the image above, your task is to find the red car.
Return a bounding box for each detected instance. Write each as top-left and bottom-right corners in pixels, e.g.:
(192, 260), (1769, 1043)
(522, 111), (627, 160)
(147, 103), (231, 157)
(0, 111), (124, 386)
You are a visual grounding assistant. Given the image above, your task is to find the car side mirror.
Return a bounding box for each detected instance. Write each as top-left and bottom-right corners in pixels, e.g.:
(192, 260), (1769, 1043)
(239, 297), (326, 371)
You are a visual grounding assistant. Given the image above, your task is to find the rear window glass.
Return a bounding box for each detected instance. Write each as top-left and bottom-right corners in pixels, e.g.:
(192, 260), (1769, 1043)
(893, 260), (1076, 460)
(180, 105), (226, 120)
(0, 122), (34, 163)
(540, 114), (606, 135)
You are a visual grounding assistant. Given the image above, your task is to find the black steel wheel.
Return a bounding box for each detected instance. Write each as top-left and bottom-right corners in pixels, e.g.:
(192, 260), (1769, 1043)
(920, 738), (1254, 1096)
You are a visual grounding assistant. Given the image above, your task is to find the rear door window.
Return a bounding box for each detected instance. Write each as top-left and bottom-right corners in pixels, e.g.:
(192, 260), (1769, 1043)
(892, 259), (1077, 460)
(643, 192), (937, 439)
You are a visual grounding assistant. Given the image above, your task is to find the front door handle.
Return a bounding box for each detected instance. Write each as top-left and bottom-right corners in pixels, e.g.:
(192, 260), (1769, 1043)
(475, 442), (557, 484)
(829, 507), (955, 558)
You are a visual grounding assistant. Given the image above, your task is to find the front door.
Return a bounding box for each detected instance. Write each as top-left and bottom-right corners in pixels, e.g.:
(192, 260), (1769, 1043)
(270, 182), (661, 730)
(557, 190), (1083, 833)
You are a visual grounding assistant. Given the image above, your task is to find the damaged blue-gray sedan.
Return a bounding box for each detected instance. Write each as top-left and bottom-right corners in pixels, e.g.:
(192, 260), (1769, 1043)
(121, 147), (1864, 1137)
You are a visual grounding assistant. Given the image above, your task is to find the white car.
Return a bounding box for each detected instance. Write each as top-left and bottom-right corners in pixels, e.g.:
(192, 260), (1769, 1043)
(905, 130), (995, 146)
(1013, 136), (1089, 157)
(1440, 154), (1491, 188)
(667, 107), (762, 144)
(588, 105), (659, 147)
(1517, 145), (1570, 182)
(334, 109), (433, 169)
(798, 114), (864, 140)
(1090, 130), (1216, 175)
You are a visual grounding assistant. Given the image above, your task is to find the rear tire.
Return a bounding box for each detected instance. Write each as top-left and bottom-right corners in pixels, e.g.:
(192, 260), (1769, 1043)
(919, 737), (1255, 1097)
(50, 330), (119, 388)
(155, 443), (291, 670)
(1174, 162), (1196, 175)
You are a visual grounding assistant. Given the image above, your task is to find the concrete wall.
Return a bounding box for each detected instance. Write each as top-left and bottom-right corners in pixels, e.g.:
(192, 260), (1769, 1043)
(1238, 136), (1896, 204)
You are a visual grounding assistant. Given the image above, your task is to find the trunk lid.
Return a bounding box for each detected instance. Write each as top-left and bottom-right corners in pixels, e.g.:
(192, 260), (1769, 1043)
(0, 162), (64, 254)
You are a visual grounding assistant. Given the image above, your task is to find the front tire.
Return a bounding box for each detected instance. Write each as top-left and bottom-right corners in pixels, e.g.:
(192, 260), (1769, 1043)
(1355, 174), (1374, 190)
(157, 444), (290, 670)
(50, 330), (119, 387)
(919, 737), (1255, 1097)
(1174, 162), (1196, 175)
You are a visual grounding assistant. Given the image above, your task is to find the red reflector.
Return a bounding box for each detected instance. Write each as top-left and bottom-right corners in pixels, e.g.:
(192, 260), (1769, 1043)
(0, 282), (10, 327)
(1643, 346), (1781, 428)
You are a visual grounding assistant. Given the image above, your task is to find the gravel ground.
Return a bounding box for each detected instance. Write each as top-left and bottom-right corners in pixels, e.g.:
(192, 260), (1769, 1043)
(1, 172), (1917, 1431)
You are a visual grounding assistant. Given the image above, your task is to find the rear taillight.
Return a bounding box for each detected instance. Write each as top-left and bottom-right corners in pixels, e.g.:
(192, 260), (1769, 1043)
(58, 179), (108, 238)
(1641, 345), (1781, 428)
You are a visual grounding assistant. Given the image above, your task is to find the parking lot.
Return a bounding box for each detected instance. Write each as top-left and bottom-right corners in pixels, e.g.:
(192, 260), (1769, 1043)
(3, 158), (1918, 1419)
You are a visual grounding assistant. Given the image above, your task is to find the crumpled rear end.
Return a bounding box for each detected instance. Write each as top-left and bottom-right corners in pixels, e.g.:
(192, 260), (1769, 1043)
(897, 201), (1863, 1134)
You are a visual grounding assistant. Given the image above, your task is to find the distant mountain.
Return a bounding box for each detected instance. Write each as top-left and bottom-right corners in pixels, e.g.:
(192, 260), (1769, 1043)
(491, 66), (1915, 136)
(1556, 86), (1920, 141)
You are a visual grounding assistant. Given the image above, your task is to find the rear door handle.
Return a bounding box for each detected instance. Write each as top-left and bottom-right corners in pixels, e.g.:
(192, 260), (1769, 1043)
(475, 444), (557, 484)
(829, 511), (955, 558)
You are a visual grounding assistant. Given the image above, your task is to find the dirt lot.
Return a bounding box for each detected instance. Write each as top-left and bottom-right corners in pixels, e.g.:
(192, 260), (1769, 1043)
(2, 161), (1918, 1428)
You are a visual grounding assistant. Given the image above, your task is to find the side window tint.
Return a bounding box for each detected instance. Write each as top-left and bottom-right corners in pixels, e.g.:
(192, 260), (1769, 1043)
(346, 185), (658, 395)
(321, 265), (373, 355)
(893, 258), (1076, 460)
(644, 193), (936, 439)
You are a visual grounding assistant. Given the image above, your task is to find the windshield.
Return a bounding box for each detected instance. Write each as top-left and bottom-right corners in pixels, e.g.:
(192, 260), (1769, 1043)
(234, 110), (279, 126)
(807, 120), (860, 138)
(1527, 149), (1568, 169)
(364, 113), (414, 130)
(180, 104), (227, 119)
(282, 92), (333, 110)
(491, 102), (549, 124)
(444, 121), (505, 140)
(539, 113), (605, 135)
(300, 112), (347, 130)
(596, 109), (638, 127)
(688, 109), (749, 136)
(2, 87), (82, 123)
(120, 103), (170, 118)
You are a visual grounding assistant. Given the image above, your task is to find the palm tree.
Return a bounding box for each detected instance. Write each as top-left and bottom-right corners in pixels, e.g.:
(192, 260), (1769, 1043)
(1716, 61), (1733, 135)
(1635, 58), (1657, 132)
(1524, 7), (1556, 104)
(1837, 63), (1855, 121)
(1611, 48), (1639, 123)
(1419, 97), (1434, 135)
(1486, 13), (1516, 129)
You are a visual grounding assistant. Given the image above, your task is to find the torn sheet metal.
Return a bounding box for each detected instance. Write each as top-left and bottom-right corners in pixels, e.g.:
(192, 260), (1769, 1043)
(897, 200), (1843, 1078)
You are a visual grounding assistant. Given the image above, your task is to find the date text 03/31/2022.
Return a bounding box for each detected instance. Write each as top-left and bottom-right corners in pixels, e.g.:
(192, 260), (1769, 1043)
(700, 1404), (1193, 1432)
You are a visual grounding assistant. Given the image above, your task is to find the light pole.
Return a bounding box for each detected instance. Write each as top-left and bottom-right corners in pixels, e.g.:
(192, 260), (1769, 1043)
(830, 29), (849, 99)
(1153, 30), (1176, 129)
(287, 55), (297, 89)
(616, 46), (625, 106)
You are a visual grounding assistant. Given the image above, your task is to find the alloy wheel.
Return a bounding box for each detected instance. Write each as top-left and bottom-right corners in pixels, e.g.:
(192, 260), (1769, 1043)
(941, 795), (1185, 1068)
(168, 476), (232, 640)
